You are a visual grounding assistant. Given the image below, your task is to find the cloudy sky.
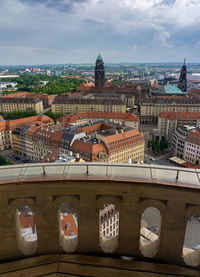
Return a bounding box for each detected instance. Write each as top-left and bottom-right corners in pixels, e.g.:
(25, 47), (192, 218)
(0, 0), (200, 65)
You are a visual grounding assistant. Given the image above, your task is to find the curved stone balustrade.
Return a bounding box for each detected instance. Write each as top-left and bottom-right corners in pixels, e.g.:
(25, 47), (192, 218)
(0, 163), (199, 267)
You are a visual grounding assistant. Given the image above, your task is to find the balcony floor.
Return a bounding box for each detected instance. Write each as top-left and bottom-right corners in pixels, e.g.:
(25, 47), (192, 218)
(0, 254), (199, 277)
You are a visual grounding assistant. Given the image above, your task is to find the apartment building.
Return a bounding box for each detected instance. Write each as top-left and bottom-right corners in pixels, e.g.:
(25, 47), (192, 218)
(0, 98), (43, 114)
(171, 126), (196, 159)
(140, 96), (200, 124)
(0, 121), (12, 150)
(158, 112), (200, 141)
(184, 129), (200, 166)
(71, 123), (144, 163)
(96, 128), (144, 163)
(3, 91), (53, 108)
(100, 204), (119, 238)
(57, 112), (139, 130)
(52, 98), (126, 114)
(0, 115), (53, 151)
(31, 127), (63, 162)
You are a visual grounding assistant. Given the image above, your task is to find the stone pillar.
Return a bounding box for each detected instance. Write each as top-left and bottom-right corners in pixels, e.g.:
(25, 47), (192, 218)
(36, 195), (61, 254)
(77, 193), (100, 253)
(118, 196), (141, 256)
(158, 201), (186, 264)
(0, 199), (21, 260)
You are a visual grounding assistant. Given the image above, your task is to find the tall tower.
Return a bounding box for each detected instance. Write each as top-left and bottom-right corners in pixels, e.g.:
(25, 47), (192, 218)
(178, 58), (187, 92)
(95, 54), (105, 88)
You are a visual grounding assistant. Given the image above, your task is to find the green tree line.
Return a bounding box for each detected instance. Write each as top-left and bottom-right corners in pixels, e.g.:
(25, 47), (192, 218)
(0, 110), (37, 120)
(2, 75), (84, 95)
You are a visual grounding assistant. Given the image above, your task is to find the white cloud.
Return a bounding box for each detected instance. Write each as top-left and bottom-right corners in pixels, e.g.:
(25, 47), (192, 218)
(0, 0), (200, 63)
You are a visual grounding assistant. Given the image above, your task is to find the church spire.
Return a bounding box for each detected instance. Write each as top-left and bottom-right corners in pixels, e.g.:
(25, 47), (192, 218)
(178, 58), (187, 92)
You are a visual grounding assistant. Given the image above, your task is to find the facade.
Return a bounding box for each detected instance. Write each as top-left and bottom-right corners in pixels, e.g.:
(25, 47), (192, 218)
(71, 122), (144, 163)
(141, 96), (200, 124)
(178, 59), (187, 92)
(0, 98), (43, 114)
(52, 98), (126, 114)
(57, 112), (139, 130)
(171, 126), (194, 159)
(158, 111), (200, 141)
(0, 115), (53, 151)
(95, 54), (105, 88)
(96, 128), (144, 163)
(100, 204), (119, 238)
(0, 121), (12, 150)
(184, 129), (200, 165)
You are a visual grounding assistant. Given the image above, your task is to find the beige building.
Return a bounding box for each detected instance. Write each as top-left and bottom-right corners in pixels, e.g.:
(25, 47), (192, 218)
(0, 121), (12, 151)
(141, 96), (200, 124)
(158, 111), (200, 141)
(52, 98), (126, 114)
(184, 129), (200, 166)
(0, 98), (43, 114)
(96, 128), (144, 163)
(57, 112), (139, 130)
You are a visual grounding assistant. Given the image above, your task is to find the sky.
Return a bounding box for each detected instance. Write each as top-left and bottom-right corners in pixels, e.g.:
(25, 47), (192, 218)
(0, 0), (200, 65)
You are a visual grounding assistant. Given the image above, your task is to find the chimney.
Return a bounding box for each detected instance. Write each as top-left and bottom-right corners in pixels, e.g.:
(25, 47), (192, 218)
(121, 129), (124, 133)
(115, 129), (118, 134)
(76, 153), (80, 158)
(69, 151), (73, 156)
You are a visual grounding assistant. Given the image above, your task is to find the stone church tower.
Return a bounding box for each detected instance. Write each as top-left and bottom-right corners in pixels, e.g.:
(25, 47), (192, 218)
(95, 54), (105, 88)
(178, 58), (187, 92)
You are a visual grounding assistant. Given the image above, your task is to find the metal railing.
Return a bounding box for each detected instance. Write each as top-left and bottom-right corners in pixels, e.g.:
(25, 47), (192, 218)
(0, 162), (199, 188)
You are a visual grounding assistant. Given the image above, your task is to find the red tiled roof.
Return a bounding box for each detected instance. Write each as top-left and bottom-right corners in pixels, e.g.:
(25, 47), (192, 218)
(159, 111), (200, 120)
(76, 81), (94, 92)
(57, 112), (138, 124)
(105, 129), (142, 144)
(19, 214), (35, 233)
(71, 140), (108, 161)
(61, 214), (78, 236)
(186, 129), (200, 146)
(2, 92), (28, 98)
(0, 115), (52, 132)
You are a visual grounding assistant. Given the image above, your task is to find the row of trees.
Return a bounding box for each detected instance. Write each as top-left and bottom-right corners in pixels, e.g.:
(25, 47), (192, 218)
(44, 111), (66, 121)
(0, 110), (37, 120)
(148, 137), (168, 153)
(0, 155), (12, 166)
(2, 75), (84, 95)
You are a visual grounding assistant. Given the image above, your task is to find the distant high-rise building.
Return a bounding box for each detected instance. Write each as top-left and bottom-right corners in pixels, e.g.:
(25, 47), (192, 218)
(178, 58), (187, 92)
(95, 54), (105, 88)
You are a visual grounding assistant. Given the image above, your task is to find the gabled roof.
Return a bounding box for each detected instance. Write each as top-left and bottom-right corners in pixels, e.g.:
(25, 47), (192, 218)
(159, 111), (200, 120)
(57, 112), (138, 124)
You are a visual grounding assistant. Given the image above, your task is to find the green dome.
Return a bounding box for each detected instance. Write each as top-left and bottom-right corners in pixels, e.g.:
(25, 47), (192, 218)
(96, 54), (103, 61)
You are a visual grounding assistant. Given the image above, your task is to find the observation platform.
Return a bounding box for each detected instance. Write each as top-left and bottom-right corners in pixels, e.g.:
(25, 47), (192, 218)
(0, 163), (199, 276)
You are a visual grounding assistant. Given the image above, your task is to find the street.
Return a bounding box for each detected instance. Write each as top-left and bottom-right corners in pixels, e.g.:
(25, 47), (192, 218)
(0, 149), (26, 165)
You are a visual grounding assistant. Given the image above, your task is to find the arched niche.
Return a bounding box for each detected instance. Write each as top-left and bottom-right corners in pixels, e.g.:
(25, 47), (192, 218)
(16, 205), (38, 255)
(139, 207), (161, 258)
(99, 203), (119, 253)
(58, 202), (78, 252)
(182, 211), (200, 267)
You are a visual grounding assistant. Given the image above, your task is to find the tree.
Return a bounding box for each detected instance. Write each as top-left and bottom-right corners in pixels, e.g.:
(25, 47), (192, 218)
(0, 155), (12, 166)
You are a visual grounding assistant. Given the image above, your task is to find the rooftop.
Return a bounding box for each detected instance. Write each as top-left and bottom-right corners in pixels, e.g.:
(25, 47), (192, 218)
(159, 111), (200, 120)
(164, 85), (186, 95)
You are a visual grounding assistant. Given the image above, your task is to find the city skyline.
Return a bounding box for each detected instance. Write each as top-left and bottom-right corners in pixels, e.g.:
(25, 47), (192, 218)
(0, 0), (200, 65)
